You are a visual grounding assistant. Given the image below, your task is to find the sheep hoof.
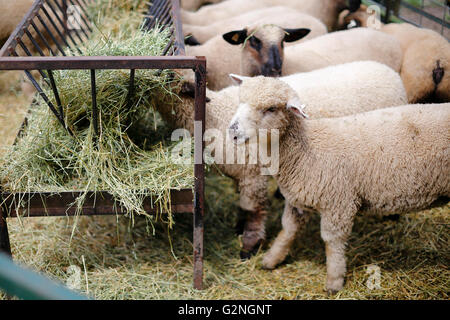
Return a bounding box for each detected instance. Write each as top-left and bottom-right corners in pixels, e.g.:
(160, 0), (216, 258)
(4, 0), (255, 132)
(240, 250), (252, 260)
(261, 256), (278, 270)
(326, 289), (339, 296)
(326, 277), (344, 294)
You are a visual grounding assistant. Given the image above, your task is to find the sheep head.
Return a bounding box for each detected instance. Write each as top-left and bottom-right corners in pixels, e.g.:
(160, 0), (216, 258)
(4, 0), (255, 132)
(222, 24), (310, 78)
(228, 74), (308, 144)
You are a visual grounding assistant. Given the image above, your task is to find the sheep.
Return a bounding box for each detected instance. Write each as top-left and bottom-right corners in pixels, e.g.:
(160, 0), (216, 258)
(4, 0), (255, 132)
(0, 0), (34, 43)
(187, 27), (402, 91)
(181, 0), (226, 11)
(0, 0), (60, 56)
(183, 6), (327, 44)
(282, 28), (403, 75)
(338, 9), (450, 103)
(381, 23), (450, 103)
(165, 60), (408, 258)
(185, 24), (312, 90)
(227, 75), (450, 293)
(181, 0), (362, 31)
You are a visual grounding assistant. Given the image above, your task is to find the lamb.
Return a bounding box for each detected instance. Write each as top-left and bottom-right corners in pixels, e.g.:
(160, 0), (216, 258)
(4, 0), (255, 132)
(180, 0), (226, 11)
(181, 0), (362, 31)
(227, 75), (450, 293)
(163, 61), (408, 259)
(185, 24), (312, 90)
(183, 6), (327, 44)
(282, 28), (403, 75)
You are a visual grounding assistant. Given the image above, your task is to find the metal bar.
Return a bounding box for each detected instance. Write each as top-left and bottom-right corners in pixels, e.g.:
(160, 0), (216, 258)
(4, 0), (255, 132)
(47, 70), (65, 122)
(71, 0), (93, 33)
(36, 13), (67, 56)
(0, 253), (89, 300)
(0, 56), (204, 70)
(171, 0), (186, 55)
(2, 190), (194, 217)
(17, 61), (72, 136)
(0, 189), (12, 257)
(24, 29), (46, 56)
(192, 57), (206, 290)
(401, 1), (450, 28)
(30, 20), (57, 56)
(67, 0), (91, 38)
(148, 0), (169, 29)
(41, 6), (82, 54)
(126, 69), (135, 109)
(55, 0), (89, 40)
(46, 0), (84, 48)
(17, 40), (50, 82)
(90, 69), (99, 138)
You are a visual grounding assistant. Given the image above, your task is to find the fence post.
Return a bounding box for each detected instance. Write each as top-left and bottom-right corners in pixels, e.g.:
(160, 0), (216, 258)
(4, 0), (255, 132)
(0, 189), (12, 257)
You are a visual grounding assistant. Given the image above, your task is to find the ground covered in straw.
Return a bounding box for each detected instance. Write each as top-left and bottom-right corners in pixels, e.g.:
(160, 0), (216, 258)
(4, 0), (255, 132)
(0, 0), (448, 300)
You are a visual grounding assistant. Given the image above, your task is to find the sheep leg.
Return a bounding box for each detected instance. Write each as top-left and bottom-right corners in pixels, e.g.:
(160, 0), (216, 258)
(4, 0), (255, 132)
(320, 209), (356, 294)
(238, 174), (268, 259)
(262, 203), (311, 269)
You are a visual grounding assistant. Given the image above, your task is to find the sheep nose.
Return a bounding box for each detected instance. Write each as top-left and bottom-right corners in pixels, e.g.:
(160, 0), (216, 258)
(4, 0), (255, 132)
(229, 121), (238, 131)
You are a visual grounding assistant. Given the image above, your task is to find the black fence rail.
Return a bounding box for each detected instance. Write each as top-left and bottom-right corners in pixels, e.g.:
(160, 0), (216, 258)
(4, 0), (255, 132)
(0, 0), (207, 291)
(363, 0), (449, 39)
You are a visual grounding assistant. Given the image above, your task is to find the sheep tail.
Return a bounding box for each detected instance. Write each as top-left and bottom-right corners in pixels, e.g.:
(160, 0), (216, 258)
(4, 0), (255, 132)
(432, 60), (444, 88)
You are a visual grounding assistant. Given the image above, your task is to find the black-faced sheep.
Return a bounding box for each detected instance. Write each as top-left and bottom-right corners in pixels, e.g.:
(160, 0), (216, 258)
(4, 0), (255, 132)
(185, 24), (312, 90)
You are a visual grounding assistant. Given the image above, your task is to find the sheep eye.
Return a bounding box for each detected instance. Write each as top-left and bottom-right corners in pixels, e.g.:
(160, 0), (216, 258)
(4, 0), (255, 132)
(249, 36), (262, 51)
(264, 106), (277, 114)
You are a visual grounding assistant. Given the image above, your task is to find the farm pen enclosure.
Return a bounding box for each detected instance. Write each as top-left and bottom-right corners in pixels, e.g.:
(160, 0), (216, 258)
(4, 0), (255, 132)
(0, 0), (208, 290)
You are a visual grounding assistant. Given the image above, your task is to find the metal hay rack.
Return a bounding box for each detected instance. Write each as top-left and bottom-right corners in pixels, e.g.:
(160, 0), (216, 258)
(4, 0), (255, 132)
(0, 0), (207, 290)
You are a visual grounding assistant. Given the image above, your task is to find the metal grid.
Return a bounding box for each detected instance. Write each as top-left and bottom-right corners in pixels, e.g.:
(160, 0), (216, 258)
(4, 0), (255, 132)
(0, 0), (207, 290)
(364, 0), (449, 39)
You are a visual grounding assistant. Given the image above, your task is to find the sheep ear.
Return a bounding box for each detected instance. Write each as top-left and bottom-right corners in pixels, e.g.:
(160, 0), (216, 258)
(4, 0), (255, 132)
(229, 74), (250, 86)
(223, 29), (247, 45)
(346, 0), (361, 12)
(287, 98), (309, 119)
(283, 28), (311, 43)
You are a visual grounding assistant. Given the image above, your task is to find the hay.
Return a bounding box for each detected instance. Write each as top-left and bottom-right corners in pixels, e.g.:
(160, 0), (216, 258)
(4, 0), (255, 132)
(0, 2), (193, 225)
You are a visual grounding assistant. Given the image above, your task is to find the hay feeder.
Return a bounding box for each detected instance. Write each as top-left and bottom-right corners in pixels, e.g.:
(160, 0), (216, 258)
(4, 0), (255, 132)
(0, 0), (207, 290)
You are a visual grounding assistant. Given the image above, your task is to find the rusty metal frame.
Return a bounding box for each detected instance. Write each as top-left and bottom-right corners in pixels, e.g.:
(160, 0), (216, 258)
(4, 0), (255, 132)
(0, 0), (207, 290)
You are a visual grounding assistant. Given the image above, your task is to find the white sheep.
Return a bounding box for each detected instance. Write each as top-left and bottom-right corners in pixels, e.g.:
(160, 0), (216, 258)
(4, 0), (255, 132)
(181, 0), (362, 31)
(282, 27), (403, 75)
(227, 75), (450, 293)
(165, 61), (408, 258)
(180, 0), (226, 11)
(183, 6), (327, 44)
(185, 24), (312, 90)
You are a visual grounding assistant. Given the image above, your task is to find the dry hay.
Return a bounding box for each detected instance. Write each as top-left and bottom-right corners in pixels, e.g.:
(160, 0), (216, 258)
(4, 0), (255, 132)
(0, 1), (194, 225)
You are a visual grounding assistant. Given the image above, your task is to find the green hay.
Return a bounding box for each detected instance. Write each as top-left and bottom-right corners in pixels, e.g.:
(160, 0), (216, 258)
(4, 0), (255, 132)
(0, 7), (193, 226)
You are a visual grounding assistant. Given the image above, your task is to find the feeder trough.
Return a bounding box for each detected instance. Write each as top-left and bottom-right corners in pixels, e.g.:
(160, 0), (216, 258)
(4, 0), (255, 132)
(0, 0), (207, 290)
